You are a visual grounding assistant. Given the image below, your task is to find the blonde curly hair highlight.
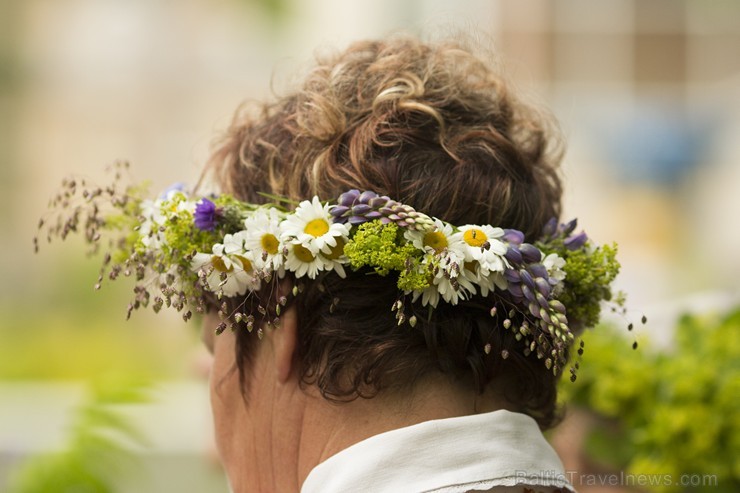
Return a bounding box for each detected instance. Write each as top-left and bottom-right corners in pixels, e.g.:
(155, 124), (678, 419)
(208, 36), (563, 239)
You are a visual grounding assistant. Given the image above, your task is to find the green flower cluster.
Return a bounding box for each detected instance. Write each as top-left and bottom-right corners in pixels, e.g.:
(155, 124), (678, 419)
(544, 242), (621, 329)
(343, 221), (429, 291)
(131, 193), (251, 270)
(157, 196), (215, 268)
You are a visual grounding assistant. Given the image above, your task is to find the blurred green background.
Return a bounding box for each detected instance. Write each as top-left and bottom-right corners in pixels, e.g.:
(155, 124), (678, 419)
(2, 0), (739, 491)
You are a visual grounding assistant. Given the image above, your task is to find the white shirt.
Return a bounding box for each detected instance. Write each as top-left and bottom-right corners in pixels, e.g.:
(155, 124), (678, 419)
(301, 409), (575, 493)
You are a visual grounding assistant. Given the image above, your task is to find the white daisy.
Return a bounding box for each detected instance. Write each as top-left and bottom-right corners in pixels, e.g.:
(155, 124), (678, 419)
(404, 219), (473, 306)
(284, 243), (331, 279)
(412, 269), (475, 307)
(280, 197), (350, 254)
(221, 231), (246, 257)
(407, 260), (441, 308)
(433, 275), (473, 305)
(410, 249), (476, 307)
(320, 238), (348, 278)
(454, 224), (508, 275)
(243, 208), (285, 272)
(462, 261), (508, 297)
(222, 233), (261, 290)
(412, 284), (441, 308)
(405, 218), (467, 259)
(191, 238), (259, 297)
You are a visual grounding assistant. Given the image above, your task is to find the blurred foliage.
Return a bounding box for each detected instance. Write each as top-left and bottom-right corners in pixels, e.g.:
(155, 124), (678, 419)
(7, 375), (149, 493)
(562, 308), (740, 492)
(242, 0), (291, 22)
(0, 0), (21, 229)
(1, 245), (200, 380)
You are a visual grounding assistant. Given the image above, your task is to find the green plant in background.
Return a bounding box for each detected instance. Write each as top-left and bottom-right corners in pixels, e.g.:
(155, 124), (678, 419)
(8, 375), (149, 493)
(562, 308), (740, 492)
(0, 251), (198, 381)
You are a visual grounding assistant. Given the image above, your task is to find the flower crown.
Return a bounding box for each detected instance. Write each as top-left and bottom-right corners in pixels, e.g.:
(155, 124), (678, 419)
(36, 164), (627, 380)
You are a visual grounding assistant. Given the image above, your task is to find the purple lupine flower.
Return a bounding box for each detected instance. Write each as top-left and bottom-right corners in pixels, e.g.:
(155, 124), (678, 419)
(337, 189), (361, 207)
(503, 229), (525, 245)
(541, 217), (558, 239)
(330, 189), (435, 231)
(564, 231), (588, 250)
(561, 218), (578, 236)
(505, 246), (523, 265)
(194, 198), (221, 231)
(539, 218), (587, 250)
(519, 243), (543, 263)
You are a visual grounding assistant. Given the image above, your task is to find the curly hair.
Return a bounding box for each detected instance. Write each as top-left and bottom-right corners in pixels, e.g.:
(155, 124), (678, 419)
(206, 36), (566, 429)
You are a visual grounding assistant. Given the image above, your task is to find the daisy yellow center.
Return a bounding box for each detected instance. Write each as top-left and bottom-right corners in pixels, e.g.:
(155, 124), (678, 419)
(260, 233), (279, 255)
(463, 228), (488, 247)
(423, 231), (448, 253)
(234, 255), (253, 272)
(305, 218), (330, 237)
(211, 255), (233, 273)
(325, 239), (345, 260)
(293, 244), (315, 263)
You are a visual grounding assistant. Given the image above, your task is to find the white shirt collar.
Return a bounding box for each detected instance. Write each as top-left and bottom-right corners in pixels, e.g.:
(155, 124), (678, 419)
(301, 409), (575, 493)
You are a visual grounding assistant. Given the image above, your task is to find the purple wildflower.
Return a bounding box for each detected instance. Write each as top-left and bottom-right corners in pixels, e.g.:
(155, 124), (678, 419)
(194, 198), (221, 231)
(541, 217), (558, 238)
(561, 218), (578, 236)
(505, 246), (523, 265)
(503, 229), (525, 245)
(539, 217), (588, 250)
(330, 189), (435, 231)
(519, 243), (543, 263)
(564, 231), (588, 250)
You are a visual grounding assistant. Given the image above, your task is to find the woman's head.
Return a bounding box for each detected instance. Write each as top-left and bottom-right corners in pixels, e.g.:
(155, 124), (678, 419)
(206, 36), (565, 429)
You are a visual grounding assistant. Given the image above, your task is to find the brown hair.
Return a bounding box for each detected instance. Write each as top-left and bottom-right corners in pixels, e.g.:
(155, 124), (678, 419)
(207, 36), (565, 429)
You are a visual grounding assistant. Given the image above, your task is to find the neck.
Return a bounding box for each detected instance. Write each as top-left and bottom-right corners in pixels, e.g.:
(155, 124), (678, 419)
(287, 373), (506, 491)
